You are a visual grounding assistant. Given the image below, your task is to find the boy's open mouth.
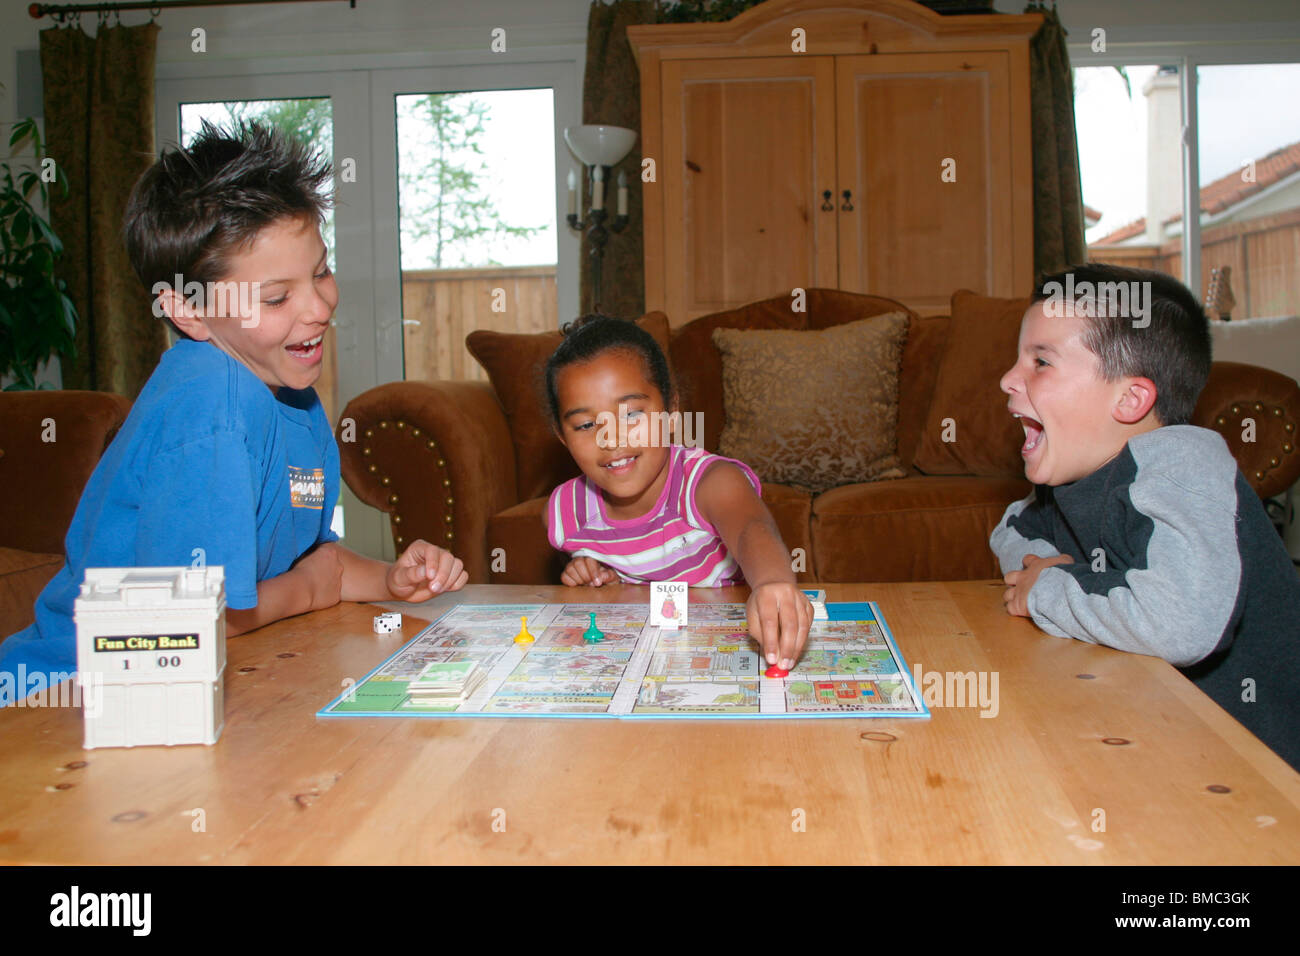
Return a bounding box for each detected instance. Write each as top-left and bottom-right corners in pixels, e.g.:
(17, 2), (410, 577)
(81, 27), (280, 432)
(1012, 412), (1044, 457)
(286, 334), (324, 362)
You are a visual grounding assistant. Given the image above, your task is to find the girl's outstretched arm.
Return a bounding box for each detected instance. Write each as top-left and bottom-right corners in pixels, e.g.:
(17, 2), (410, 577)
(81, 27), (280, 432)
(695, 463), (812, 670)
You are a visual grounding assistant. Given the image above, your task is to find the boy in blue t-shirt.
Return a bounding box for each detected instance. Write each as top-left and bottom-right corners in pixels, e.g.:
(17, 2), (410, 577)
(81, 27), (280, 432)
(0, 121), (468, 692)
(989, 264), (1300, 770)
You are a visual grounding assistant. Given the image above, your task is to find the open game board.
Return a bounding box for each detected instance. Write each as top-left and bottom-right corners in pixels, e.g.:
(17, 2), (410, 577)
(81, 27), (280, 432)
(317, 602), (929, 720)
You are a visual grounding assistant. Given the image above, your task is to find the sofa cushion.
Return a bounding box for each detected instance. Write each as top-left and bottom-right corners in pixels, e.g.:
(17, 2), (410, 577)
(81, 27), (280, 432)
(486, 496), (570, 585)
(913, 290), (1030, 477)
(669, 289), (915, 454)
(712, 313), (909, 494)
(0, 390), (133, 554)
(896, 314), (950, 470)
(0, 547), (62, 638)
(760, 483), (816, 583)
(467, 313), (673, 502)
(811, 475), (1031, 581)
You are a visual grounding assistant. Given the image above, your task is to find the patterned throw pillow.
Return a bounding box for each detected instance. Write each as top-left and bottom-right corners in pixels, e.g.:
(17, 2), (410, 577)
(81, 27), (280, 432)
(712, 313), (910, 494)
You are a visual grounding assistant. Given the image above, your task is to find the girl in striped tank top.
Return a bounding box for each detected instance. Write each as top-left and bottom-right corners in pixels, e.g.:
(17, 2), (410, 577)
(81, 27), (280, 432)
(543, 315), (811, 671)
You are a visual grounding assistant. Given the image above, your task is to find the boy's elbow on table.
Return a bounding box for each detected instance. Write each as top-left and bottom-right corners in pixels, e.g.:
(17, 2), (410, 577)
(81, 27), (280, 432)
(1027, 565), (1227, 667)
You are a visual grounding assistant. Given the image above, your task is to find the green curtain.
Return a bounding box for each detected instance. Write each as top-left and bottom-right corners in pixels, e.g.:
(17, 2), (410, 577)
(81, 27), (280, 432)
(578, 1), (659, 320)
(1026, 4), (1087, 277)
(41, 21), (164, 398)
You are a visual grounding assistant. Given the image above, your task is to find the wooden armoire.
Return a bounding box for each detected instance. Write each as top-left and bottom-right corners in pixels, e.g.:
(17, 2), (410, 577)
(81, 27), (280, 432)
(627, 0), (1042, 322)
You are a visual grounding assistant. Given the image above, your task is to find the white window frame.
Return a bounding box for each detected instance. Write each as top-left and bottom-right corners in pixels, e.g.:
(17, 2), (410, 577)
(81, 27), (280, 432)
(1069, 39), (1300, 295)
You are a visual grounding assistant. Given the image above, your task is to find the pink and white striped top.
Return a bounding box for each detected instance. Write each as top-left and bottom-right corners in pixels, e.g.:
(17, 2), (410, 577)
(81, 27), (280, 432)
(546, 444), (761, 586)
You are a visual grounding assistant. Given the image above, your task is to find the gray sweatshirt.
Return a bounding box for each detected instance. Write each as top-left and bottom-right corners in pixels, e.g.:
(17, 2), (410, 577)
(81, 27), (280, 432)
(990, 425), (1300, 770)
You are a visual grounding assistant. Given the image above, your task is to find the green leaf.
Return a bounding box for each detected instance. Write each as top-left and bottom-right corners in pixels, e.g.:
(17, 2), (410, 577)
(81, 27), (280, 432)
(27, 242), (51, 274)
(59, 292), (78, 339)
(31, 216), (61, 256)
(0, 116), (75, 386)
(8, 121), (31, 149)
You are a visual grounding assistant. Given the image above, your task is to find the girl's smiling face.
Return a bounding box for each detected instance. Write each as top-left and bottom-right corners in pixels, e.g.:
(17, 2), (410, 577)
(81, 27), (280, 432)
(554, 349), (674, 519)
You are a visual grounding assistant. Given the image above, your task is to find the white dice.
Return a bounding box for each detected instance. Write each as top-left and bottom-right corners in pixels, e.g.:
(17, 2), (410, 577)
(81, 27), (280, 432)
(373, 612), (402, 634)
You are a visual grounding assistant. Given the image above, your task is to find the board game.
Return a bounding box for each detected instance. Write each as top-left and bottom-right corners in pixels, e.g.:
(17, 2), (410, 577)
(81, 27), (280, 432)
(318, 601), (929, 720)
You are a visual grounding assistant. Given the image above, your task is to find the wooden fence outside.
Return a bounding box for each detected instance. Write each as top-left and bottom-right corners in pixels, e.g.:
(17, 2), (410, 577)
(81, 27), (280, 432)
(1088, 207), (1300, 320)
(312, 265), (557, 425)
(400, 266), (559, 381)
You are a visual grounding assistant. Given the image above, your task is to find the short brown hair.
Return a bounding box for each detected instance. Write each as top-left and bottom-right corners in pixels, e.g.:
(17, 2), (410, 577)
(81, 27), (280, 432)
(1032, 263), (1211, 426)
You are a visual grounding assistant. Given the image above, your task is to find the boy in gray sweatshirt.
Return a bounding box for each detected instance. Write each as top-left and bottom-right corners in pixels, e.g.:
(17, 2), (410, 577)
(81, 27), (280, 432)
(990, 264), (1300, 771)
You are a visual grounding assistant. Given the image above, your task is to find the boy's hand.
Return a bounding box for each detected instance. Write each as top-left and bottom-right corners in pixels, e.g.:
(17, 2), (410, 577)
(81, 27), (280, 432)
(387, 539), (468, 602)
(561, 556), (619, 587)
(1003, 553), (1074, 617)
(747, 582), (813, 671)
(293, 541), (344, 612)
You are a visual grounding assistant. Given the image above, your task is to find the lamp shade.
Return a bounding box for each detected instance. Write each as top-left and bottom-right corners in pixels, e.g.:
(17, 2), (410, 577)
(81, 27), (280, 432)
(563, 125), (637, 167)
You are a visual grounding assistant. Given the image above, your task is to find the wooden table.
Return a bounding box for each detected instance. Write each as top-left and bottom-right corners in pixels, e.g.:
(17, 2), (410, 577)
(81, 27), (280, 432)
(3, 582), (1298, 864)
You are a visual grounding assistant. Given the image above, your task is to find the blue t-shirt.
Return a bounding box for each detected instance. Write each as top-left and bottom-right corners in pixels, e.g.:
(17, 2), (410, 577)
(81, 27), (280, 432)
(0, 339), (339, 684)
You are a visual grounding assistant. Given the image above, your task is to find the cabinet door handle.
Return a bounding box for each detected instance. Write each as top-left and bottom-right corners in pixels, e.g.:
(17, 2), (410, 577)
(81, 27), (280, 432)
(821, 189), (834, 212)
(841, 189), (854, 212)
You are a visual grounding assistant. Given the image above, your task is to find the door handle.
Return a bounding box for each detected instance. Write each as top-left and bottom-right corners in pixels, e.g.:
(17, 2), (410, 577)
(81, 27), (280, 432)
(821, 189), (834, 212)
(841, 189), (854, 212)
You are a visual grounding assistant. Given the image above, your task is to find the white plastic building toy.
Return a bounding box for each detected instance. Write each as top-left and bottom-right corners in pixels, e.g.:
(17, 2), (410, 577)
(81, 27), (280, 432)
(74, 566), (227, 749)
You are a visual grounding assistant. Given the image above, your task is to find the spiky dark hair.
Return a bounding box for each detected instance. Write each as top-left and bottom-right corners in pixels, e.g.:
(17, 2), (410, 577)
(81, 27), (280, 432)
(123, 119), (333, 333)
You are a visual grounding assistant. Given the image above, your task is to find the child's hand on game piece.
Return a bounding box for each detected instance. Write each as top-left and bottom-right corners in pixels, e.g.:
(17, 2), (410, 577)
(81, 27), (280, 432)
(1003, 553), (1073, 617)
(561, 556), (619, 587)
(293, 541), (345, 612)
(387, 539), (468, 602)
(747, 582), (812, 671)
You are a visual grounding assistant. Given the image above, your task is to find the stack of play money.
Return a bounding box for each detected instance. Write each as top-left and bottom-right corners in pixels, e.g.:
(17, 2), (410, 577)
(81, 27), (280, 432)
(407, 659), (486, 701)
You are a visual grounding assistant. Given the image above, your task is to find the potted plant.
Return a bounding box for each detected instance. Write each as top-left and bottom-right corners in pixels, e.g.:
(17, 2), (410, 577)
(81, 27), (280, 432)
(0, 117), (77, 390)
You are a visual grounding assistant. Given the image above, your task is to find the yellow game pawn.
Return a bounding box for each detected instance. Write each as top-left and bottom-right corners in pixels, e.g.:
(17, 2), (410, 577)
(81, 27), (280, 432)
(513, 615), (535, 644)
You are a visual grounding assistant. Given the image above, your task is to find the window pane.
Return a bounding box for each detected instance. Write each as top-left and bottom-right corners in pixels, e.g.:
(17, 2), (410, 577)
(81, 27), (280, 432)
(177, 99), (340, 421)
(394, 89), (557, 382)
(1079, 65), (1186, 281)
(1196, 64), (1300, 322)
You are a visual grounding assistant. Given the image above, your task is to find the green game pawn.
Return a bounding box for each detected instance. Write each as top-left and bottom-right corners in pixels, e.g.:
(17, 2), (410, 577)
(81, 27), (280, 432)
(582, 612), (605, 644)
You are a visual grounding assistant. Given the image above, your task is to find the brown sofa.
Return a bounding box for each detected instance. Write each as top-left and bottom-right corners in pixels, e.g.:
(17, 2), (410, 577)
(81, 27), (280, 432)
(339, 289), (1300, 585)
(0, 390), (133, 637)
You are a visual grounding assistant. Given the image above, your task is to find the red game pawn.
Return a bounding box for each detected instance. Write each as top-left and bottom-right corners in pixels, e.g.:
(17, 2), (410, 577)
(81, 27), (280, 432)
(764, 664), (789, 678)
